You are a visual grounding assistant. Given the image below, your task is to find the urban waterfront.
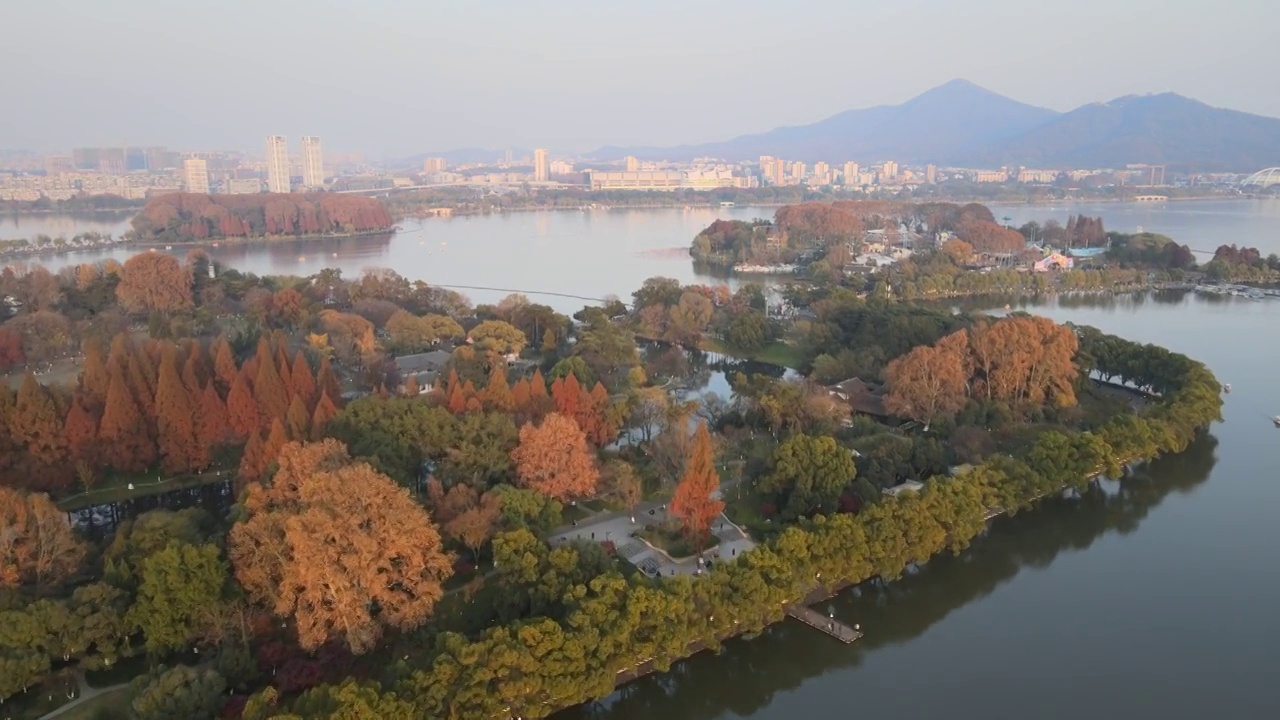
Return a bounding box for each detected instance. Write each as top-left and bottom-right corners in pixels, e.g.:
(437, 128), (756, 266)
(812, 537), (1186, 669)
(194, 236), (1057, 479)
(6, 201), (1280, 718)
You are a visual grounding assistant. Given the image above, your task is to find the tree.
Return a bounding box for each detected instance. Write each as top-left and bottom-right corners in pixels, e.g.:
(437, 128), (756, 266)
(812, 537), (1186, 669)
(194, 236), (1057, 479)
(155, 345), (198, 473)
(668, 422), (723, 549)
(228, 440), (453, 654)
(290, 351), (316, 409)
(211, 335), (238, 393)
(12, 373), (68, 487)
(129, 665), (227, 720)
(510, 413), (600, 502)
(285, 395), (310, 441)
(0, 326), (24, 372)
(64, 396), (100, 472)
(129, 542), (229, 655)
(98, 362), (156, 472)
(761, 433), (857, 519)
(664, 291), (714, 345)
(444, 492), (503, 562)
(316, 356), (341, 402)
(491, 485), (563, 536)
(225, 371), (259, 440)
(310, 390), (338, 440)
(469, 319), (527, 355)
(252, 340), (290, 427)
(482, 363), (515, 413)
(238, 431), (268, 488)
(604, 460), (643, 522)
(386, 311), (464, 353)
(79, 339), (111, 408)
(194, 382), (230, 465)
(115, 253), (193, 314)
(0, 488), (87, 592)
(883, 337), (969, 428)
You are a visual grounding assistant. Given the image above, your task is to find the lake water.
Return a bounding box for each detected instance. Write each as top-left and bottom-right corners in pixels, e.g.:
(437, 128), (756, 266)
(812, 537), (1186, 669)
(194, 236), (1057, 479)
(10, 201), (1280, 718)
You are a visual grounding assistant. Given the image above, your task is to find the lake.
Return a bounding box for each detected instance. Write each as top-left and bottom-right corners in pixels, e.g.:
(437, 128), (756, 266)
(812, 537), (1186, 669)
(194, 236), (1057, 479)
(10, 201), (1280, 718)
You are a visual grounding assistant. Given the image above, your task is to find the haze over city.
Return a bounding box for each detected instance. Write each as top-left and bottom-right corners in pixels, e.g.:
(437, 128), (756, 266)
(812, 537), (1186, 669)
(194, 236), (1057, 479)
(3, 0), (1277, 157)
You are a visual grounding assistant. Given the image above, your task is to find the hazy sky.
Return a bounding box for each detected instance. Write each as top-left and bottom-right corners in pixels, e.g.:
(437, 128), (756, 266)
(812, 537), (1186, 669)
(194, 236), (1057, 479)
(2, 0), (1274, 158)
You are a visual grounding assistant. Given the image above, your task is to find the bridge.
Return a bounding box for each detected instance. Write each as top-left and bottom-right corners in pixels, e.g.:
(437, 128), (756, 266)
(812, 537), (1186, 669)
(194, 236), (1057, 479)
(425, 283), (628, 309)
(1241, 167), (1280, 190)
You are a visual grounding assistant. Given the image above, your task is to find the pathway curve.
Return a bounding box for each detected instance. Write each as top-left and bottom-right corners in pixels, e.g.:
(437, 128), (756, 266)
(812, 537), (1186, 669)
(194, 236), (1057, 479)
(33, 671), (128, 720)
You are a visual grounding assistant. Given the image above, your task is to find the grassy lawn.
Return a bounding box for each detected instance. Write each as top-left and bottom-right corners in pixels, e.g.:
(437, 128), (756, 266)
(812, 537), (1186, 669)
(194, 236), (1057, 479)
(700, 337), (806, 369)
(637, 525), (719, 560)
(58, 467), (233, 512)
(561, 503), (594, 523)
(59, 687), (133, 720)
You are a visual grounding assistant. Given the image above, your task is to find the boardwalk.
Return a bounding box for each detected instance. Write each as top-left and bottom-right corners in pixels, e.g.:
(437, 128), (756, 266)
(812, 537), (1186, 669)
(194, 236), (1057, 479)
(785, 604), (863, 644)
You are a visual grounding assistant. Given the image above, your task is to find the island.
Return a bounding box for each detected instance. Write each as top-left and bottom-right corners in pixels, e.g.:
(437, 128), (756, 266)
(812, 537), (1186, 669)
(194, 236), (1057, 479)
(0, 211), (1223, 719)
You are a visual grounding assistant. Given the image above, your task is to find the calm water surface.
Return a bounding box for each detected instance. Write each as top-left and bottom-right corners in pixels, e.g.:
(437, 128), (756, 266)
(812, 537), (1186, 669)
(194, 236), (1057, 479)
(11, 202), (1280, 718)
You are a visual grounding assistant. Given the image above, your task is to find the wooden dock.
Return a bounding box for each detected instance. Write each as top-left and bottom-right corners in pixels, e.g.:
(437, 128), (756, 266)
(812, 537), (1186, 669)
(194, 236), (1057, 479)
(785, 604), (863, 644)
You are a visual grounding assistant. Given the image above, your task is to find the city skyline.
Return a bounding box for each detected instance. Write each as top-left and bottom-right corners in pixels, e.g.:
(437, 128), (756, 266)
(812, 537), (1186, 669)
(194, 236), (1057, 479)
(2, 0), (1277, 157)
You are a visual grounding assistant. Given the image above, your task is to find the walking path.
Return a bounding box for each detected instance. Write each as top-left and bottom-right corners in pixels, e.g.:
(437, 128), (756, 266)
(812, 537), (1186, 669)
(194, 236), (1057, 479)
(33, 671), (128, 720)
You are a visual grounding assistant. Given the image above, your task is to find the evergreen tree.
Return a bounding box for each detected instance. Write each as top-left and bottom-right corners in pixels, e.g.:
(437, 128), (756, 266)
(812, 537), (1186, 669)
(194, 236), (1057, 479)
(226, 371), (259, 439)
(290, 350), (316, 409)
(99, 362), (156, 472)
(155, 345), (198, 474)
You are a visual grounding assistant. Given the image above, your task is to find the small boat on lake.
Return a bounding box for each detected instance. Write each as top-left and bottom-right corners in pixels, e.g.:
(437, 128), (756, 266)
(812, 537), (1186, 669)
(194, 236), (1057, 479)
(1273, 416), (1280, 428)
(1223, 384), (1231, 393)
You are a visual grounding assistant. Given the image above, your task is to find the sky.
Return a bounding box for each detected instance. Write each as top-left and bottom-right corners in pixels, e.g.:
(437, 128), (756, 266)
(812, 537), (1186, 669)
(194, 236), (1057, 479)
(2, 0), (1275, 159)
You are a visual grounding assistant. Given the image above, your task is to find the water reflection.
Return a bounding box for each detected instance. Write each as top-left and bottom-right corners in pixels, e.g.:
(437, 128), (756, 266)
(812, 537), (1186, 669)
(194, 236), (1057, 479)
(558, 433), (1217, 720)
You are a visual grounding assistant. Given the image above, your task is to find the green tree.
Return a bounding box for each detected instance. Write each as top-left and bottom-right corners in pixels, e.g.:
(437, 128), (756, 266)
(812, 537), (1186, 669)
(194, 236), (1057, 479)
(761, 433), (856, 519)
(130, 664), (227, 720)
(128, 542), (229, 655)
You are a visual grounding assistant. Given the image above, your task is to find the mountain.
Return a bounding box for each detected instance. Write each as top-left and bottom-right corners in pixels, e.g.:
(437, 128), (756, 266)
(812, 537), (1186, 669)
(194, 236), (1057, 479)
(957, 93), (1280, 172)
(592, 80), (1061, 164)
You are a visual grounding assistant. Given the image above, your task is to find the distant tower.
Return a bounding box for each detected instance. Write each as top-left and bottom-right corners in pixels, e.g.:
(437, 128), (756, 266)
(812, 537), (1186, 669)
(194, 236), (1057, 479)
(182, 157), (209, 194)
(625, 156), (638, 172)
(926, 164), (937, 184)
(301, 136), (324, 188)
(534, 148), (549, 182)
(266, 135), (290, 193)
(843, 161), (860, 185)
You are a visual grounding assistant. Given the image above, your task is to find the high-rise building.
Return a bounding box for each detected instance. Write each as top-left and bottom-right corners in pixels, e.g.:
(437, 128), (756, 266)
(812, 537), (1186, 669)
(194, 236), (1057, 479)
(533, 148), (549, 182)
(301, 136), (324, 188)
(791, 162), (806, 180)
(265, 135), (290, 193)
(183, 158), (210, 194)
(843, 162), (860, 185)
(423, 157), (447, 174)
(881, 160), (899, 179)
(813, 162), (830, 185)
(625, 156), (638, 172)
(772, 158), (786, 186)
(925, 164), (937, 184)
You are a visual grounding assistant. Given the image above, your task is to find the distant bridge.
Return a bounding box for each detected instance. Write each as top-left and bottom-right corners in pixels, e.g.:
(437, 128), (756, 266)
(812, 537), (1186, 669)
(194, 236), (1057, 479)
(426, 283), (628, 308)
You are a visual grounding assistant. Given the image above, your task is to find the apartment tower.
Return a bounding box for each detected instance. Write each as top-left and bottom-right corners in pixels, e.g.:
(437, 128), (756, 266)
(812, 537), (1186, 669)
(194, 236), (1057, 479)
(265, 135), (290, 193)
(533, 148), (549, 182)
(182, 158), (210, 194)
(301, 136), (324, 188)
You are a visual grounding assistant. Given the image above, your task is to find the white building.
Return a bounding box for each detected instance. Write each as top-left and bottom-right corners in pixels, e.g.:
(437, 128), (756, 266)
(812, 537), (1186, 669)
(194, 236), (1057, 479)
(533, 148), (549, 182)
(265, 135), (290, 193)
(182, 157), (209, 194)
(301, 136), (324, 188)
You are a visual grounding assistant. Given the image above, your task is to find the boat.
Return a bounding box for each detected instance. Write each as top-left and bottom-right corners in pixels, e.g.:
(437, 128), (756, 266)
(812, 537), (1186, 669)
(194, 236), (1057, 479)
(1223, 383), (1231, 393)
(1273, 416), (1280, 428)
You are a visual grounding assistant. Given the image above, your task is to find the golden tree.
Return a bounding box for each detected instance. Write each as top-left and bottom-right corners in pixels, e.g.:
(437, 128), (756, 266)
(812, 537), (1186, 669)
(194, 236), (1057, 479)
(669, 422), (723, 549)
(0, 488), (87, 592)
(883, 336), (969, 429)
(510, 412), (600, 502)
(228, 440), (453, 654)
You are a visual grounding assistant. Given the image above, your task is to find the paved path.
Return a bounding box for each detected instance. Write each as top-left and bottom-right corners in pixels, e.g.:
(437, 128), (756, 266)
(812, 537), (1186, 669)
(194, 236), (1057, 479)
(549, 486), (757, 578)
(33, 671), (128, 720)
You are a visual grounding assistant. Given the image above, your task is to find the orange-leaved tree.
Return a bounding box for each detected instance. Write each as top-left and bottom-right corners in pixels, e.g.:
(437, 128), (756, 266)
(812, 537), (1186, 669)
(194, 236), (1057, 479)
(0, 488), (87, 592)
(668, 422), (723, 550)
(228, 439), (453, 654)
(510, 412), (600, 502)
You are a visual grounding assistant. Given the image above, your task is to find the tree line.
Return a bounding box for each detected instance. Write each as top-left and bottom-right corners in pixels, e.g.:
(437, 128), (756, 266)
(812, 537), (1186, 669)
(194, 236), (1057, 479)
(130, 193), (394, 243)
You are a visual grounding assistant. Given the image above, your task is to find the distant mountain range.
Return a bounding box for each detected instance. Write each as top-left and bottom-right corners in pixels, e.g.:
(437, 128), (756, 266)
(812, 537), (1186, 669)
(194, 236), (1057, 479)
(587, 80), (1280, 172)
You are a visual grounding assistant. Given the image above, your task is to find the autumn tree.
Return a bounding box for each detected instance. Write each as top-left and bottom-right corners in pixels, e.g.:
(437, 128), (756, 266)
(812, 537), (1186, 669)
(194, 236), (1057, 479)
(482, 363), (515, 413)
(668, 422), (724, 549)
(155, 345), (198, 473)
(12, 373), (69, 489)
(385, 311), (464, 353)
(98, 362), (156, 472)
(64, 396), (100, 475)
(211, 335), (238, 393)
(469, 319), (527, 356)
(229, 440), (453, 654)
(194, 382), (230, 467)
(604, 460), (643, 522)
(0, 488), (87, 592)
(290, 351), (316, 409)
(226, 371), (259, 440)
(238, 431), (268, 488)
(310, 391), (338, 439)
(510, 413), (600, 502)
(444, 492), (503, 562)
(285, 396), (310, 441)
(252, 340), (290, 427)
(883, 334), (970, 428)
(115, 253), (193, 314)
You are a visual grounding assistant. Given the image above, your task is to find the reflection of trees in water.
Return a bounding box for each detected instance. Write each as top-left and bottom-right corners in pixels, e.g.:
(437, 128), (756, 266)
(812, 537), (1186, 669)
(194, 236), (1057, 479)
(562, 433), (1217, 720)
(204, 232), (395, 271)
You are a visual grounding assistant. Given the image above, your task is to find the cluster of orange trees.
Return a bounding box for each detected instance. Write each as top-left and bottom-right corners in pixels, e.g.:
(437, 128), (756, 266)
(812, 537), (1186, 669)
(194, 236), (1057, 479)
(0, 332), (342, 494)
(131, 192), (394, 242)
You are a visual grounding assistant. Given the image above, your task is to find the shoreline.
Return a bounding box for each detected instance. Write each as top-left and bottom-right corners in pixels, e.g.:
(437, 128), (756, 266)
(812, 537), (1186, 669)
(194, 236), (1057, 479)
(0, 227), (396, 263)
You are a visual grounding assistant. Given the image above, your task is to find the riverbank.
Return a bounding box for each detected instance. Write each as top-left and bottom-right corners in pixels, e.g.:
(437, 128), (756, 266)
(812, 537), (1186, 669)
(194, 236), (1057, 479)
(1, 227), (397, 263)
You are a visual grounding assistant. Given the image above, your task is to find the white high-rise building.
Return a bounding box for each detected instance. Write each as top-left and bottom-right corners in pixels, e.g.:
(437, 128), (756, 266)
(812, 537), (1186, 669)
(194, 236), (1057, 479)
(533, 148), (549, 182)
(182, 158), (209, 194)
(843, 162), (860, 185)
(301, 136), (324, 188)
(266, 135), (290, 193)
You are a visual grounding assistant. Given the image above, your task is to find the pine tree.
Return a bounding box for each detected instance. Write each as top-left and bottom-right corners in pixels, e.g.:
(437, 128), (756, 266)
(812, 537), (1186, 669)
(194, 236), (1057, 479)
(316, 356), (341, 404)
(290, 351), (316, 409)
(310, 391), (338, 440)
(226, 371), (260, 439)
(64, 396), (99, 467)
(13, 373), (70, 488)
(483, 363), (514, 412)
(155, 345), (198, 474)
(99, 362), (156, 472)
(211, 335), (238, 393)
(79, 339), (111, 411)
(285, 396), (310, 441)
(253, 344), (290, 430)
(195, 382), (230, 469)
